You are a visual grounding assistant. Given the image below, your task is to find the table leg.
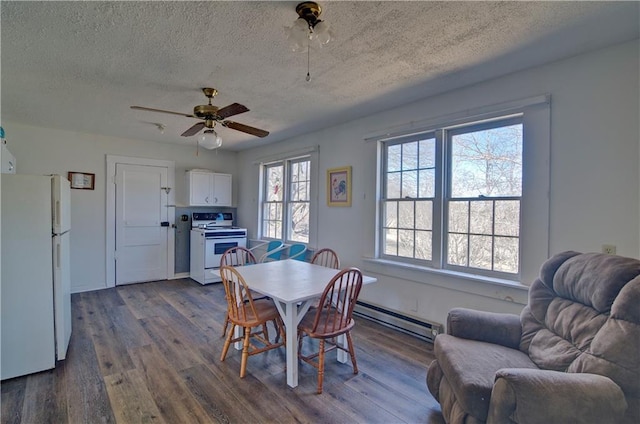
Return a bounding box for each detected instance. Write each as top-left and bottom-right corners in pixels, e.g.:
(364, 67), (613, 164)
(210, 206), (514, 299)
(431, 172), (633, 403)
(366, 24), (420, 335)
(273, 300), (298, 388)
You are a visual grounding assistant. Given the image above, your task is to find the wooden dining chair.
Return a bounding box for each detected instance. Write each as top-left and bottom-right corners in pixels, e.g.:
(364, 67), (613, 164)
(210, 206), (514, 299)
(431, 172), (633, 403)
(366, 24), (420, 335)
(308, 248), (341, 309)
(219, 247), (260, 338)
(311, 248), (340, 269)
(219, 265), (286, 378)
(220, 246), (257, 267)
(297, 267), (363, 393)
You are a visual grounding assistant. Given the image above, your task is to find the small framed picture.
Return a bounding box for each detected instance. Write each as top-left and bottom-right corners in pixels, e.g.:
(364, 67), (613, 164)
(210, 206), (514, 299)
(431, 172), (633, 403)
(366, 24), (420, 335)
(327, 166), (351, 207)
(68, 172), (95, 190)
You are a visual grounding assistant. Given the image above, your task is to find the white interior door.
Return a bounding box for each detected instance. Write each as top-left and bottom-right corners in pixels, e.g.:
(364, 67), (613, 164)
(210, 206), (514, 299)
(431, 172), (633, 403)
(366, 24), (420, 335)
(115, 163), (168, 285)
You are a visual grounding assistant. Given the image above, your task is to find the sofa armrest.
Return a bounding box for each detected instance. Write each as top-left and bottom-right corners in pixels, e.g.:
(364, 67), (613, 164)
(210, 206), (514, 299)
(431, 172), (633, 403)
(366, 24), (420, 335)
(447, 308), (521, 349)
(487, 369), (627, 424)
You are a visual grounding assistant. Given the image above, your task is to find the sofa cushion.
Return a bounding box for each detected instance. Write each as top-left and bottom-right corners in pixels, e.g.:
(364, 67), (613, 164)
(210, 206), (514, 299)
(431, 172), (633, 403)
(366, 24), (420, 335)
(435, 334), (538, 421)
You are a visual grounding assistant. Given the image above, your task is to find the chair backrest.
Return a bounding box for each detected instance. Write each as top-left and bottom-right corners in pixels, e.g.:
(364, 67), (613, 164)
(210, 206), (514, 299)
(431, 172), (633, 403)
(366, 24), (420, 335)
(309, 268), (363, 336)
(219, 265), (263, 326)
(262, 240), (285, 262)
(520, 251), (640, 411)
(288, 243), (307, 261)
(311, 248), (340, 269)
(220, 246), (257, 267)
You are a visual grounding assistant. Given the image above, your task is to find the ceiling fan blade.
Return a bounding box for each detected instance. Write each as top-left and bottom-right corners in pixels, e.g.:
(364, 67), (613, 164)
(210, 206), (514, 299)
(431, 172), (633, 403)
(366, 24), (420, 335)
(216, 103), (249, 119)
(222, 121), (269, 138)
(181, 122), (206, 137)
(131, 105), (195, 118)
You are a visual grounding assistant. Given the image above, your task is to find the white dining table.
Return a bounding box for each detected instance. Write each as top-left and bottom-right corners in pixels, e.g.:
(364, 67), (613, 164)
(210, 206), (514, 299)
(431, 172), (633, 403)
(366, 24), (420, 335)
(229, 259), (377, 388)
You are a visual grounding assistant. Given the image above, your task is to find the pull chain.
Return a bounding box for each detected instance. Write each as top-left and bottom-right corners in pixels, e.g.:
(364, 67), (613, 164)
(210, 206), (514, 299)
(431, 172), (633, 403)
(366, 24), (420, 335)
(306, 43), (311, 82)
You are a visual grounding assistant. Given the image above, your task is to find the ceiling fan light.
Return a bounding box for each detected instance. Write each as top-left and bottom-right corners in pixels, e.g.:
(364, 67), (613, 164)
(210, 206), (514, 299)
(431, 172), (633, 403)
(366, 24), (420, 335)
(199, 130), (222, 150)
(285, 2), (332, 58)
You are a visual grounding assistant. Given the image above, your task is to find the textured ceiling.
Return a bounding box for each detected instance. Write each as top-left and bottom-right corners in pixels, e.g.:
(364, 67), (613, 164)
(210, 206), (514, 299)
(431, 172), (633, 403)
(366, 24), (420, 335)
(1, 1), (638, 151)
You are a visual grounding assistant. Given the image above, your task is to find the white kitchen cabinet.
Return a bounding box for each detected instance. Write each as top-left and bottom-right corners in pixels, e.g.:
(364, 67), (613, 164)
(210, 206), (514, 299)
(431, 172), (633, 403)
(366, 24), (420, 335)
(212, 173), (232, 206)
(185, 170), (232, 206)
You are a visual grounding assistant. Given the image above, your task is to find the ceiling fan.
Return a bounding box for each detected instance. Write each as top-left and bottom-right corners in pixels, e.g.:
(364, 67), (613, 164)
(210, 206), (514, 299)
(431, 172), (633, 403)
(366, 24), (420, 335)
(130, 87), (269, 146)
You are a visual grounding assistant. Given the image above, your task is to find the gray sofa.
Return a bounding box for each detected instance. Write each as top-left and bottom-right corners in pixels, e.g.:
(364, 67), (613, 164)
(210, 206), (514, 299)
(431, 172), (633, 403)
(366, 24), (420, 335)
(426, 251), (640, 424)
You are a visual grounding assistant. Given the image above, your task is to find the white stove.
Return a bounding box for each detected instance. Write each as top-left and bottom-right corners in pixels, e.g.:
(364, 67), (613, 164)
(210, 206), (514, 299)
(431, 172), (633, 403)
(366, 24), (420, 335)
(190, 212), (247, 285)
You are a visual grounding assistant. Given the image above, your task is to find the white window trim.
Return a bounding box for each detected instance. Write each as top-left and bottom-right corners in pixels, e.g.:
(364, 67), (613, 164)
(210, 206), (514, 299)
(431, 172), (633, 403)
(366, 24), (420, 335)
(362, 257), (530, 304)
(373, 95), (550, 285)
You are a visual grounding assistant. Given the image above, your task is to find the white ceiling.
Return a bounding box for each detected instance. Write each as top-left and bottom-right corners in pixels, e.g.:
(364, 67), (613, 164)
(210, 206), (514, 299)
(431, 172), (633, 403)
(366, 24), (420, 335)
(1, 1), (638, 151)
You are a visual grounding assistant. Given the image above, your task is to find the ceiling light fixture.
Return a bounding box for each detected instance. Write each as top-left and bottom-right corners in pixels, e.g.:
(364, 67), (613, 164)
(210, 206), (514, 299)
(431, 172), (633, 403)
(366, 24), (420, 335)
(199, 129), (222, 150)
(285, 1), (333, 81)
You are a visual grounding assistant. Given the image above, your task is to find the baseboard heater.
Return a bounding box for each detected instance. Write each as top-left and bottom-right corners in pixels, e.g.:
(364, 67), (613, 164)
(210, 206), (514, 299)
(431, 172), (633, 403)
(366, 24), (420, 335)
(354, 301), (443, 343)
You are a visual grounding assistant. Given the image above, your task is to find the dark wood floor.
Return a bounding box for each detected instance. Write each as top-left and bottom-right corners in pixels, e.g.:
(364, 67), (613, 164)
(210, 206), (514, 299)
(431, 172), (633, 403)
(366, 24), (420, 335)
(1, 278), (444, 424)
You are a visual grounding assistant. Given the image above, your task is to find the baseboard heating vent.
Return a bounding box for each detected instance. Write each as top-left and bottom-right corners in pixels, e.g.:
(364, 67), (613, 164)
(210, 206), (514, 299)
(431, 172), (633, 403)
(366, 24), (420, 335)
(354, 301), (443, 343)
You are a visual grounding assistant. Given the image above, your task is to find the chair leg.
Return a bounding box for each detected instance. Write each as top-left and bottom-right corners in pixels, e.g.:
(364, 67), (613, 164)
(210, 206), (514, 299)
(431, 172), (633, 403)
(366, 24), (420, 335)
(345, 331), (358, 374)
(221, 312), (230, 338)
(278, 317), (286, 344)
(298, 329), (304, 356)
(317, 339), (325, 394)
(220, 323), (235, 361)
(240, 327), (251, 378)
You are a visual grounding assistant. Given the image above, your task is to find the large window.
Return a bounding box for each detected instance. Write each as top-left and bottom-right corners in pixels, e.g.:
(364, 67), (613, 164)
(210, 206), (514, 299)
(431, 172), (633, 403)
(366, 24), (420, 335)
(261, 157), (311, 243)
(381, 116), (523, 279)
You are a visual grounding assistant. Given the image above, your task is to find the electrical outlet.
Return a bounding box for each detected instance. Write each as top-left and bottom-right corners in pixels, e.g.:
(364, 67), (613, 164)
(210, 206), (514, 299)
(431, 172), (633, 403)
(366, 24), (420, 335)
(602, 244), (616, 255)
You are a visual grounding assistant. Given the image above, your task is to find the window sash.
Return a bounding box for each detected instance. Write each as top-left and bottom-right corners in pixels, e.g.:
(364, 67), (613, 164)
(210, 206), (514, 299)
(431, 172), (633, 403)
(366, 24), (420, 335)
(287, 157), (310, 243)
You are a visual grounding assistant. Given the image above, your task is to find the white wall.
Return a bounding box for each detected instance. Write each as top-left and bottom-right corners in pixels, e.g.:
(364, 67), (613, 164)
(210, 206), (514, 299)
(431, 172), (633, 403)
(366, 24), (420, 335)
(2, 40), (637, 327)
(236, 40), (640, 327)
(1, 122), (237, 293)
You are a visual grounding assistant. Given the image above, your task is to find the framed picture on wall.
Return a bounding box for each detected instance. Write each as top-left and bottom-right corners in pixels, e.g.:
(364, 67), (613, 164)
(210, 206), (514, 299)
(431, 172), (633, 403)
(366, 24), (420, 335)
(68, 172), (95, 190)
(327, 166), (351, 207)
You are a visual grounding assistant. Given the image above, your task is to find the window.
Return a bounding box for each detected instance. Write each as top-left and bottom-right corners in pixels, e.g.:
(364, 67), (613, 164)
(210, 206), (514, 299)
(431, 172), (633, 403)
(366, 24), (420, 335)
(261, 157), (311, 243)
(383, 135), (437, 261)
(381, 116), (523, 279)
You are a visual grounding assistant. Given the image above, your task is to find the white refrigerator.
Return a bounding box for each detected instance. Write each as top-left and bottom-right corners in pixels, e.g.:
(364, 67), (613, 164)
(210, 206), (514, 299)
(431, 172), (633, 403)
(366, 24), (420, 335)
(1, 174), (72, 380)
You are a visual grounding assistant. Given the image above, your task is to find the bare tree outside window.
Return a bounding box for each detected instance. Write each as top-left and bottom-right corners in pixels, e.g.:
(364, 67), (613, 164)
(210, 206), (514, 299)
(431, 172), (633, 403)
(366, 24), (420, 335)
(261, 157), (311, 243)
(448, 122), (522, 273)
(289, 159), (310, 243)
(383, 136), (436, 261)
(262, 164), (283, 239)
(381, 117), (523, 278)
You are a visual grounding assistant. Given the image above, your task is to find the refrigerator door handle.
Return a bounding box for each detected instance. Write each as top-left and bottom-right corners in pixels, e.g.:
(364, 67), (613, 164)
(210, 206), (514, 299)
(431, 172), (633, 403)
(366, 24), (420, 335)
(55, 200), (60, 228)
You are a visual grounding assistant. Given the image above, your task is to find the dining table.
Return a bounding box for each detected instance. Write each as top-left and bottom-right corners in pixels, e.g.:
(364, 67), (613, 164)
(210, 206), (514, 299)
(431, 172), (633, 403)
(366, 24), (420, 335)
(229, 259), (377, 388)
